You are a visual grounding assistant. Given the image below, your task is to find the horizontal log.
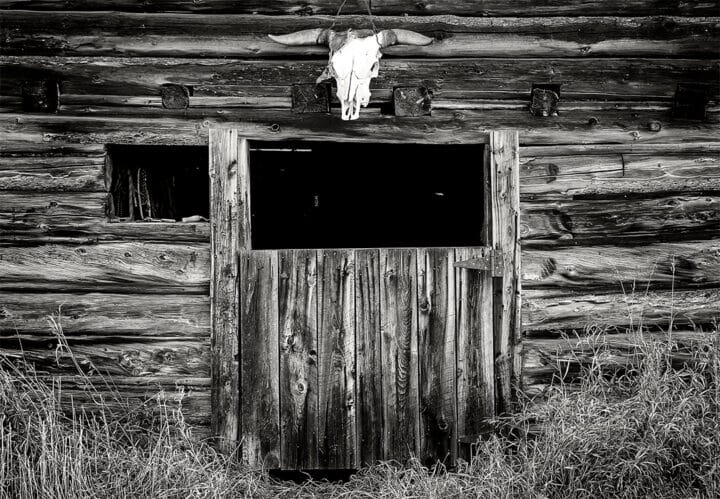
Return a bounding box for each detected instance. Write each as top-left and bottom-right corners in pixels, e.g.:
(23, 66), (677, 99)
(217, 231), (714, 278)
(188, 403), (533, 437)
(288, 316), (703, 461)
(0, 191), (108, 228)
(0, 242), (210, 293)
(520, 153), (720, 200)
(522, 330), (717, 396)
(2, 56), (717, 100)
(1, 12), (718, 58)
(1, 220), (211, 245)
(521, 143), (720, 155)
(522, 240), (720, 294)
(0, 0), (715, 16)
(0, 338), (210, 376)
(522, 287), (720, 333)
(0, 154), (106, 191)
(3, 110), (720, 148)
(520, 195), (720, 244)
(0, 292), (209, 337)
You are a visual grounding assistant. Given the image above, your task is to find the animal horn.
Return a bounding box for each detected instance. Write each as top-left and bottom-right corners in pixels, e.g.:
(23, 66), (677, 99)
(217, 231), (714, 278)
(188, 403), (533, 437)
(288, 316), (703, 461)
(268, 28), (330, 46)
(378, 29), (433, 48)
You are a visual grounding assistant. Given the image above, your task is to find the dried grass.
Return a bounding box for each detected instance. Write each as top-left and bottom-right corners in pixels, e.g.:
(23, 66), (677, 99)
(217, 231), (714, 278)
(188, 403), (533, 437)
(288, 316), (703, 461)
(1, 318), (718, 498)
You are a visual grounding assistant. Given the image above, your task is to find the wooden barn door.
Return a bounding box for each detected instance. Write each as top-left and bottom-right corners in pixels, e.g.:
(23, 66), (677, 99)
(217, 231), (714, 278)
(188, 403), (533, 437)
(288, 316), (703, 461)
(209, 129), (520, 470)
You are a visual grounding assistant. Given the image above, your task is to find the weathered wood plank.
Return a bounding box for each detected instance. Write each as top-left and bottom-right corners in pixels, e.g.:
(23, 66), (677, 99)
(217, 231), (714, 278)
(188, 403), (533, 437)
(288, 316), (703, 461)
(2, 57), (717, 100)
(0, 191), (107, 226)
(355, 249), (383, 467)
(2, 13), (718, 59)
(0, 1), (714, 16)
(278, 249), (318, 470)
(490, 130), (521, 415)
(418, 248), (456, 466)
(0, 154), (106, 191)
(317, 249), (356, 469)
(455, 248), (494, 441)
(522, 287), (720, 334)
(522, 240), (720, 294)
(1, 337), (210, 377)
(379, 248), (419, 464)
(4, 110), (719, 149)
(0, 292), (209, 338)
(520, 153), (720, 200)
(239, 250), (280, 468)
(0, 242), (209, 293)
(1, 221), (210, 245)
(522, 330), (719, 394)
(520, 195), (720, 245)
(521, 143), (720, 156)
(209, 128), (240, 452)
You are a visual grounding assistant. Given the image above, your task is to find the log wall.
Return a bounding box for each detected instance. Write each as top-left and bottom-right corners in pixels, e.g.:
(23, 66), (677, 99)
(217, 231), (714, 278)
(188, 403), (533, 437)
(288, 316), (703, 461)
(1, 0), (719, 453)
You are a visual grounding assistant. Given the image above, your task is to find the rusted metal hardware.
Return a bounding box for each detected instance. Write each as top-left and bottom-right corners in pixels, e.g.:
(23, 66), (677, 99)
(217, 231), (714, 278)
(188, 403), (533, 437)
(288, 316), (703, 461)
(529, 83), (561, 117)
(673, 83), (710, 120)
(21, 79), (59, 113)
(161, 84), (191, 109)
(454, 248), (505, 276)
(393, 86), (433, 117)
(291, 83), (331, 114)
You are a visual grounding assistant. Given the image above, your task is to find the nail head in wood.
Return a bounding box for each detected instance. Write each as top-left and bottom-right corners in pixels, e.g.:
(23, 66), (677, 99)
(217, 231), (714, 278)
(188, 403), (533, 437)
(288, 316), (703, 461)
(21, 80), (59, 113)
(673, 83), (709, 120)
(530, 84), (561, 117)
(291, 83), (331, 114)
(161, 84), (191, 109)
(393, 86), (433, 117)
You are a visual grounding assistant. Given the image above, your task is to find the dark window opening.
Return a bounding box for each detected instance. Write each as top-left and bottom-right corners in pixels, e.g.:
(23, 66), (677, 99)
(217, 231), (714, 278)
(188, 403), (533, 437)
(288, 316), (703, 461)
(250, 141), (484, 249)
(107, 145), (209, 221)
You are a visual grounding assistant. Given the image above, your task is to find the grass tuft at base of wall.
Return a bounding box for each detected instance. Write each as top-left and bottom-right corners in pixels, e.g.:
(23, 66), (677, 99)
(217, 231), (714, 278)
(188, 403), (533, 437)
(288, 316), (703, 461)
(1, 319), (718, 498)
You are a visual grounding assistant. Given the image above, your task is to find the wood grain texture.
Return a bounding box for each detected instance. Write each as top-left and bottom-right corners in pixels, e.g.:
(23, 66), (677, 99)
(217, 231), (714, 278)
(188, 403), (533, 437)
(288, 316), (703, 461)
(1, 337), (210, 377)
(4, 109), (718, 149)
(0, 191), (107, 226)
(35, 376), (211, 426)
(520, 153), (720, 201)
(355, 249), (383, 467)
(520, 195), (720, 245)
(209, 128), (240, 452)
(0, 242), (209, 293)
(522, 240), (720, 294)
(522, 287), (720, 334)
(0, 0), (715, 16)
(3, 56), (717, 100)
(1, 221), (210, 245)
(317, 249), (356, 469)
(455, 248), (494, 440)
(278, 249), (318, 470)
(418, 248), (456, 466)
(2, 12), (717, 58)
(0, 154), (106, 191)
(490, 130), (521, 414)
(379, 248), (419, 463)
(239, 250), (280, 468)
(0, 292), (209, 338)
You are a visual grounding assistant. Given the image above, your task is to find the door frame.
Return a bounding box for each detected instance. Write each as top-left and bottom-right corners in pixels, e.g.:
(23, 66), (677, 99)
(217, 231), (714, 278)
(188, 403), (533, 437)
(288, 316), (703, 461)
(208, 130), (520, 465)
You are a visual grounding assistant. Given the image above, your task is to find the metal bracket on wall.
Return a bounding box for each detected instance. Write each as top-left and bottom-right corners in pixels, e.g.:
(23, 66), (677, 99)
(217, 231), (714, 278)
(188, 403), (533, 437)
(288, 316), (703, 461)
(673, 83), (710, 120)
(291, 83), (331, 113)
(529, 83), (561, 117)
(393, 86), (433, 117)
(454, 248), (505, 277)
(21, 79), (59, 113)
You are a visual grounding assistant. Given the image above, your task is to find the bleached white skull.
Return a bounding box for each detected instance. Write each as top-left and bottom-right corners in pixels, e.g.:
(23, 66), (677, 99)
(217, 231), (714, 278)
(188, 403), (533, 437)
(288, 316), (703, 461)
(269, 28), (433, 120)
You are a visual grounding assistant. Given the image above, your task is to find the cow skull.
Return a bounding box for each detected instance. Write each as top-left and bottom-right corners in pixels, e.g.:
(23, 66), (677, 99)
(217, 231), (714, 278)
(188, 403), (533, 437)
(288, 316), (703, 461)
(269, 28), (432, 120)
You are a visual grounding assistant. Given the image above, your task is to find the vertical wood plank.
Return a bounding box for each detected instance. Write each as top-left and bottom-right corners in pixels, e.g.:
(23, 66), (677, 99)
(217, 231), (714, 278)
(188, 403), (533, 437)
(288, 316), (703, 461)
(237, 137), (252, 249)
(278, 249), (318, 469)
(455, 247), (495, 442)
(240, 250), (280, 468)
(418, 248), (457, 466)
(355, 249), (383, 467)
(317, 249), (357, 469)
(380, 248), (419, 463)
(209, 128), (240, 452)
(490, 130), (521, 414)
